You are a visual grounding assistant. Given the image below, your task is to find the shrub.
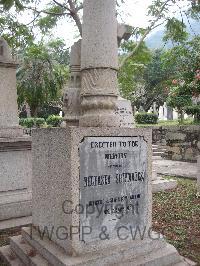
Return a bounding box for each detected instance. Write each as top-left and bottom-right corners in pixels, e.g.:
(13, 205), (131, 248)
(19, 118), (35, 128)
(46, 115), (63, 127)
(184, 105), (200, 115)
(135, 112), (158, 124)
(184, 105), (200, 122)
(19, 117), (46, 128)
(35, 118), (46, 127)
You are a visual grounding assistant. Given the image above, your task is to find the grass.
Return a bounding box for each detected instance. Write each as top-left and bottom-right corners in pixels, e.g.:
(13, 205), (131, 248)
(0, 178), (199, 265)
(136, 118), (200, 127)
(152, 177), (200, 265)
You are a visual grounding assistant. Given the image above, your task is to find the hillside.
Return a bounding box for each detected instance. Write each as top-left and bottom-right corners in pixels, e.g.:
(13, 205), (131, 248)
(146, 19), (200, 49)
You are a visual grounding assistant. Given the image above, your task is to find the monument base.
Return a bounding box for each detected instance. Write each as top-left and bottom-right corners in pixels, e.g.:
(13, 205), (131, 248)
(0, 127), (24, 138)
(0, 227), (195, 266)
(152, 170), (177, 193)
(152, 177), (178, 193)
(0, 136), (32, 222)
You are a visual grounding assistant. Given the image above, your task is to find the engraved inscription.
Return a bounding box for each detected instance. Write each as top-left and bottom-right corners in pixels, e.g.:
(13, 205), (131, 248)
(79, 136), (148, 243)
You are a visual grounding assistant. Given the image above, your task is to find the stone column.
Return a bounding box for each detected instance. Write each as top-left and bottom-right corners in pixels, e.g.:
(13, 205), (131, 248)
(80, 0), (120, 127)
(63, 40), (81, 127)
(0, 38), (32, 223)
(0, 38), (23, 137)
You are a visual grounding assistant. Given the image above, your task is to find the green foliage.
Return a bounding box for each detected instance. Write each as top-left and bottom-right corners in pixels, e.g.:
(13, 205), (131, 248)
(184, 105), (200, 122)
(184, 105), (200, 115)
(119, 41), (152, 103)
(165, 36), (200, 118)
(120, 48), (171, 111)
(135, 112), (158, 124)
(34, 118), (46, 127)
(0, 12), (34, 52)
(19, 118), (35, 128)
(46, 115), (63, 127)
(163, 18), (188, 43)
(19, 117), (46, 128)
(17, 39), (69, 117)
(37, 103), (61, 120)
(0, 0), (24, 10)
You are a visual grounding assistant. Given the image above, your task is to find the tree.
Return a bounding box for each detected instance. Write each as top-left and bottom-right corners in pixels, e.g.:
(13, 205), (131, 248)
(17, 39), (69, 117)
(119, 47), (173, 111)
(0, 10), (34, 53)
(165, 36), (200, 122)
(1, 0), (199, 65)
(118, 40), (152, 104)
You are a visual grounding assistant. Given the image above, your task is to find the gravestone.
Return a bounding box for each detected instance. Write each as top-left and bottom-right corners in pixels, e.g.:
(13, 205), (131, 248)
(115, 97), (134, 128)
(0, 1), (193, 265)
(0, 38), (32, 223)
(62, 40), (81, 127)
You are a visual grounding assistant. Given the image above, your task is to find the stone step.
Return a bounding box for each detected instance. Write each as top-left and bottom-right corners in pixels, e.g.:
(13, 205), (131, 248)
(153, 151), (165, 157)
(0, 245), (24, 266)
(121, 243), (184, 266)
(21, 227), (72, 266)
(10, 235), (49, 266)
(153, 156), (163, 160)
(174, 257), (197, 266)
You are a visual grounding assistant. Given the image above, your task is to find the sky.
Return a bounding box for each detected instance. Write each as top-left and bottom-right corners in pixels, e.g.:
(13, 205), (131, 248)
(42, 0), (155, 47)
(18, 0), (189, 48)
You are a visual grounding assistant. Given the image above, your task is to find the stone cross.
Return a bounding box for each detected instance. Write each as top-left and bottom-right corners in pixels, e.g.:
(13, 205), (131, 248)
(79, 0), (120, 127)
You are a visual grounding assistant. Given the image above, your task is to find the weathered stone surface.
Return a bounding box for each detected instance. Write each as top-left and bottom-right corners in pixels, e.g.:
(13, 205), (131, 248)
(63, 40), (81, 127)
(150, 125), (200, 162)
(153, 159), (197, 180)
(166, 132), (186, 141)
(0, 37), (32, 223)
(32, 127), (152, 255)
(0, 67), (19, 129)
(1, 227), (192, 266)
(152, 177), (177, 193)
(115, 97), (134, 128)
(184, 148), (195, 161)
(79, 136), (148, 243)
(0, 37), (12, 62)
(117, 24), (132, 46)
(81, 0), (118, 70)
(80, 0), (119, 127)
(197, 156), (200, 197)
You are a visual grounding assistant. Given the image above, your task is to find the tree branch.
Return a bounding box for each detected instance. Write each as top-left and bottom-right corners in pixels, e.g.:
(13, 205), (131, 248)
(119, 0), (171, 68)
(67, 0), (82, 36)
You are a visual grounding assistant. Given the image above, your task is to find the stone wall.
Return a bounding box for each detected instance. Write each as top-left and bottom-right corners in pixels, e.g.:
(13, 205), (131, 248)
(151, 125), (200, 162)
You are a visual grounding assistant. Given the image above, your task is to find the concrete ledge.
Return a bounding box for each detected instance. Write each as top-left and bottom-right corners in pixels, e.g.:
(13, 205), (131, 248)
(0, 216), (32, 231)
(152, 178), (178, 193)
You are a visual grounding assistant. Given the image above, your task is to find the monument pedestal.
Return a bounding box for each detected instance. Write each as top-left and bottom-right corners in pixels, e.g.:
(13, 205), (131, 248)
(0, 135), (32, 221)
(0, 38), (32, 223)
(0, 127), (194, 265)
(152, 170), (177, 193)
(0, 227), (194, 266)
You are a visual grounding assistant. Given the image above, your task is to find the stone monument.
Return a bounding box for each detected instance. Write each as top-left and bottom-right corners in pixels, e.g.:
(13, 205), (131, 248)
(0, 38), (32, 223)
(152, 170), (177, 193)
(115, 96), (134, 128)
(62, 40), (81, 127)
(0, 2), (194, 265)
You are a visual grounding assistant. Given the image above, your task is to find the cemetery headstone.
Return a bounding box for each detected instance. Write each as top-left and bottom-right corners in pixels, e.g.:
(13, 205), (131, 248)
(0, 2), (192, 265)
(0, 37), (32, 223)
